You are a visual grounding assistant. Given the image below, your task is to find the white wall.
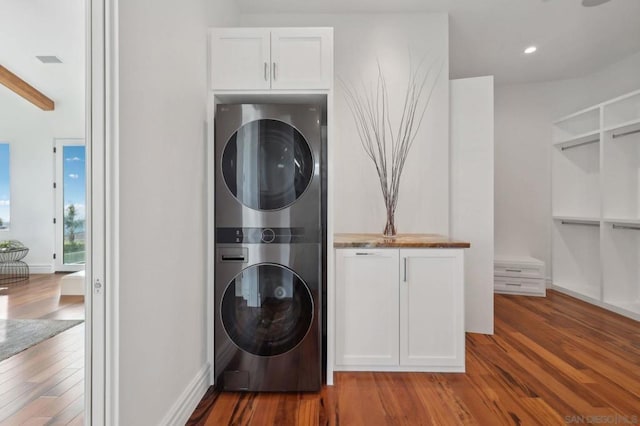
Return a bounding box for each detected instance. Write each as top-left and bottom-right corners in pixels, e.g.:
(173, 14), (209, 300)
(116, 0), (239, 423)
(241, 13), (450, 235)
(495, 50), (640, 279)
(0, 0), (84, 272)
(207, 0), (240, 26)
(450, 76), (494, 334)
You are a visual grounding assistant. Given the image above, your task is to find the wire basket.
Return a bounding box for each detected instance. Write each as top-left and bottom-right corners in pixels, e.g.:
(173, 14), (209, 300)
(0, 247), (29, 262)
(0, 261), (29, 284)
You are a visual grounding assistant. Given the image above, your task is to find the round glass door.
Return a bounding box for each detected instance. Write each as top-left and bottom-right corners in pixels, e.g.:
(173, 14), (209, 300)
(220, 264), (314, 357)
(221, 119), (314, 211)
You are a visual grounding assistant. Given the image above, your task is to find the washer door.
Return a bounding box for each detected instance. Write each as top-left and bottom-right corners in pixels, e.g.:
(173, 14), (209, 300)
(221, 263), (314, 357)
(221, 119), (314, 211)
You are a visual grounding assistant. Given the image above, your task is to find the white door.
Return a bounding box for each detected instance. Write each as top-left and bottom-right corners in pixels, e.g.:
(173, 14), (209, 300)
(54, 138), (86, 272)
(335, 249), (399, 367)
(210, 28), (271, 90)
(399, 249), (465, 369)
(270, 28), (333, 90)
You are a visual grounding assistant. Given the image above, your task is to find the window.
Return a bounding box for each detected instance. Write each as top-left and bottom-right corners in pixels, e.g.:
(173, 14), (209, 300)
(62, 145), (86, 265)
(0, 143), (9, 230)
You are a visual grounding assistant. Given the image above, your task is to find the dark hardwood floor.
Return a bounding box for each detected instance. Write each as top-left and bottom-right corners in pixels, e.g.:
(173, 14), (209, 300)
(188, 290), (640, 425)
(0, 273), (85, 425)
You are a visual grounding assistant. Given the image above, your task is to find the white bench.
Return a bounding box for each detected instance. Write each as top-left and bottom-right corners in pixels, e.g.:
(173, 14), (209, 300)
(60, 270), (85, 296)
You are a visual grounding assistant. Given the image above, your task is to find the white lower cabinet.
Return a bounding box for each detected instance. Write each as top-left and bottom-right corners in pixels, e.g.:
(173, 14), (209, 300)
(335, 248), (465, 372)
(335, 249), (399, 366)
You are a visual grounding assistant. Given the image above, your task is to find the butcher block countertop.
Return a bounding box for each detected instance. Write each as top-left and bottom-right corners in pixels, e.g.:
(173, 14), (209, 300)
(333, 233), (471, 249)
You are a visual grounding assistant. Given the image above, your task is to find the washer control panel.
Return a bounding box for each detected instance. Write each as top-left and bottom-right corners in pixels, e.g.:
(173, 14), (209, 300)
(216, 227), (316, 244)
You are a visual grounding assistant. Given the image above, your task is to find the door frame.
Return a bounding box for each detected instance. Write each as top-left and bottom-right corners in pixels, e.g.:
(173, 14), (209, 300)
(54, 138), (86, 272)
(87, 0), (116, 423)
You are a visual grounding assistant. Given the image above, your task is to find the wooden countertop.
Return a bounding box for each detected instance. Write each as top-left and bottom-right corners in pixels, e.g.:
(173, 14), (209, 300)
(334, 233), (471, 248)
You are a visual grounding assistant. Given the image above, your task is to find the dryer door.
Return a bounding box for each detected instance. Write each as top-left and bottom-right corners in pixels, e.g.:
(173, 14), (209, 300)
(220, 263), (314, 356)
(221, 119), (314, 211)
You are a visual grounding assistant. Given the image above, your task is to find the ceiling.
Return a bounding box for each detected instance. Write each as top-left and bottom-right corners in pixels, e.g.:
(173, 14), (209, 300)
(0, 0), (84, 109)
(237, 0), (640, 85)
(1, 0), (639, 90)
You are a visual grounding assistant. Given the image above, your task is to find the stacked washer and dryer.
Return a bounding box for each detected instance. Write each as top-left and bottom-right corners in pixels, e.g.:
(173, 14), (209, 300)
(214, 104), (324, 392)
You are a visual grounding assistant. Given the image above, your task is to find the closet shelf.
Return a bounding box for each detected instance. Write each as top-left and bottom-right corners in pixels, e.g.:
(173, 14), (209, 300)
(553, 131), (600, 151)
(603, 217), (640, 225)
(552, 215), (600, 225)
(604, 119), (640, 139)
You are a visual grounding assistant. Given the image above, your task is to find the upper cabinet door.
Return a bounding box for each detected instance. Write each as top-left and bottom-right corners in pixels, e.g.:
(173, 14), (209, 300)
(270, 28), (333, 90)
(210, 28), (271, 90)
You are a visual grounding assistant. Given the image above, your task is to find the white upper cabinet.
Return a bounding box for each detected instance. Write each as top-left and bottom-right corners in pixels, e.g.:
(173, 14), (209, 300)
(210, 28), (333, 91)
(270, 28), (333, 90)
(210, 28), (271, 90)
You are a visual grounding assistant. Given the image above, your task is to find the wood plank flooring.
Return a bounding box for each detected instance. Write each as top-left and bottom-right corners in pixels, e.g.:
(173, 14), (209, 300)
(0, 274), (85, 425)
(188, 290), (640, 426)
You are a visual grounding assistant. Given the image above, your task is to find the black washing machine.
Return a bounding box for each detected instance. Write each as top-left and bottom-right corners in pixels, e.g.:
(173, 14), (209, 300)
(214, 104), (323, 391)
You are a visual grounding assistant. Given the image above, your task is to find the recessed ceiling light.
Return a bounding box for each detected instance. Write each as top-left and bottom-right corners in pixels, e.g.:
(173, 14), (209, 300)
(582, 0), (612, 6)
(524, 46), (537, 54)
(36, 56), (63, 64)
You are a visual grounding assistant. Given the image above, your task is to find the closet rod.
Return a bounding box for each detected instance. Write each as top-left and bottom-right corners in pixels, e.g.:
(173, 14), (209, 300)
(561, 220), (599, 227)
(612, 128), (640, 139)
(612, 224), (640, 231)
(560, 139), (599, 151)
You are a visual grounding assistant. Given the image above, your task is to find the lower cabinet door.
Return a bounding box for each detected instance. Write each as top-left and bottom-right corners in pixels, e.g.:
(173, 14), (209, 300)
(400, 249), (465, 370)
(335, 249), (399, 367)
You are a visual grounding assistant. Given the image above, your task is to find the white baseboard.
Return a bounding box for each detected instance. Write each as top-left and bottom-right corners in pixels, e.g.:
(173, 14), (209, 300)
(159, 363), (211, 426)
(28, 264), (54, 274)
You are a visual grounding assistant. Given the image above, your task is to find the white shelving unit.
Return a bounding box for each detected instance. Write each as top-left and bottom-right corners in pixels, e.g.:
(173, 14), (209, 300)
(552, 107), (601, 219)
(552, 88), (640, 321)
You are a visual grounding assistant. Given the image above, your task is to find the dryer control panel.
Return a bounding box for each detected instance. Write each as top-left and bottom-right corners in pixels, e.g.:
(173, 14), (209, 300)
(216, 227), (318, 244)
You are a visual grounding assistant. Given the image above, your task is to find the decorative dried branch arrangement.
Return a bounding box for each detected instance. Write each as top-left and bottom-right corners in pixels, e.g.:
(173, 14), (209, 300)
(341, 60), (441, 236)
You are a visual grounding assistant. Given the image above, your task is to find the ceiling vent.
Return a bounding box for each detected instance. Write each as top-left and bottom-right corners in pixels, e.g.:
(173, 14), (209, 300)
(36, 56), (63, 64)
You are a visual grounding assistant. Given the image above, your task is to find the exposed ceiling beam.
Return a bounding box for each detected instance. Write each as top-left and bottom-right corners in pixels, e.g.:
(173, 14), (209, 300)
(0, 65), (55, 111)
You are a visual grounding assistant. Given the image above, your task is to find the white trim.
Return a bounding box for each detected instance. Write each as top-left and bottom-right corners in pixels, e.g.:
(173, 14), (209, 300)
(334, 365), (465, 373)
(105, 0), (120, 423)
(207, 93), (216, 385)
(84, 0), (94, 422)
(551, 284), (640, 322)
(26, 264), (55, 274)
(326, 90), (335, 386)
(88, 0), (113, 423)
(159, 364), (211, 426)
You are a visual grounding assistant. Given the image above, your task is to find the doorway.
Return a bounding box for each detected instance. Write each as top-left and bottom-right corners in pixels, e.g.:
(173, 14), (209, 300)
(0, 0), (105, 422)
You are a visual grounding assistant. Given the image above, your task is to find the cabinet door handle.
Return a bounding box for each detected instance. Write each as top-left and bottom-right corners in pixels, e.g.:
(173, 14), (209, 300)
(403, 258), (407, 282)
(272, 62), (277, 81)
(264, 62), (268, 81)
(505, 282), (522, 286)
(355, 252), (376, 256)
(505, 268), (522, 273)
